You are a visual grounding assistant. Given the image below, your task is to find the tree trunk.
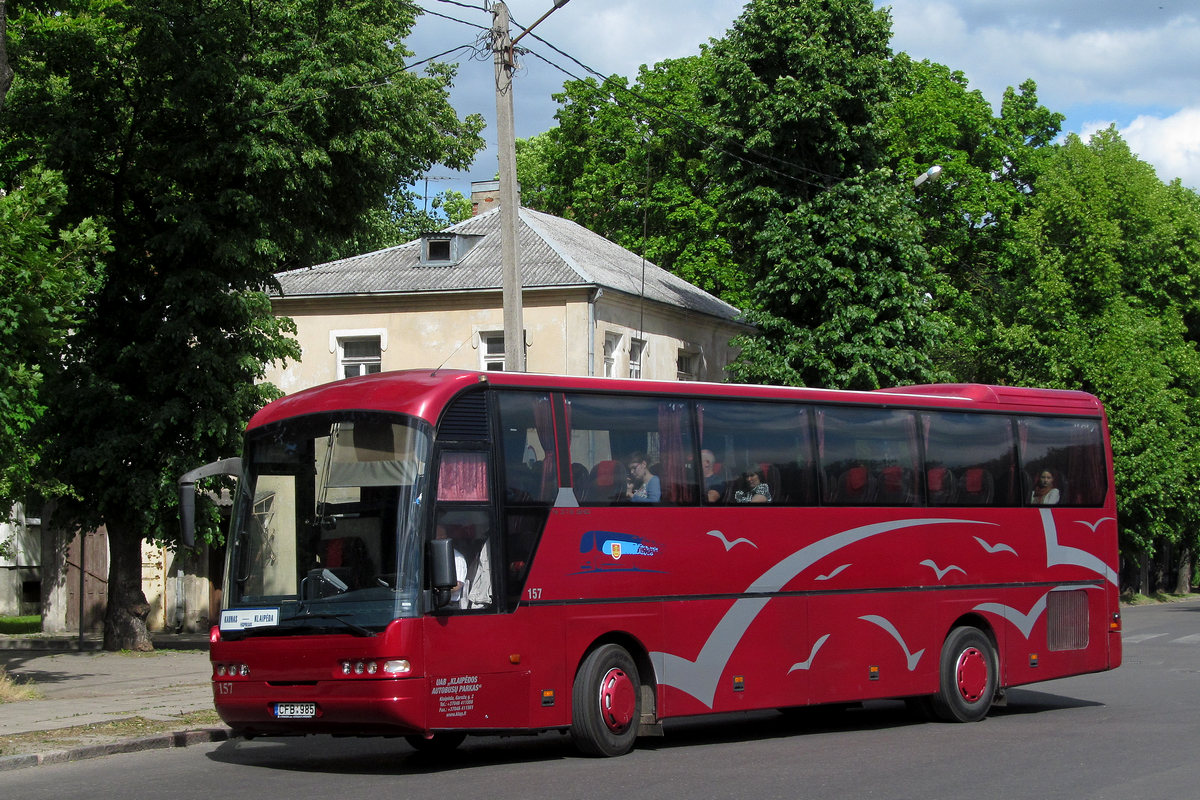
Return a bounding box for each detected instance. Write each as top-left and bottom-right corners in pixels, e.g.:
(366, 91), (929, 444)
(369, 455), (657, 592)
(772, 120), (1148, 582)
(0, 2), (12, 110)
(103, 517), (153, 651)
(1175, 547), (1194, 595)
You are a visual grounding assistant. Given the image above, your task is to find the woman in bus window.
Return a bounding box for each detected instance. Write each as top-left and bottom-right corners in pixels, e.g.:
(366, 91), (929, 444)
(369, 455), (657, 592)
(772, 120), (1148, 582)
(1030, 470), (1060, 505)
(626, 452), (661, 503)
(735, 468), (773, 504)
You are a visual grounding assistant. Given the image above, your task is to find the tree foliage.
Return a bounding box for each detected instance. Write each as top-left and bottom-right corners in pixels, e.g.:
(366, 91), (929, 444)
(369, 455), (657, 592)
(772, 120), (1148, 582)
(1, 0), (484, 647)
(0, 169), (106, 508)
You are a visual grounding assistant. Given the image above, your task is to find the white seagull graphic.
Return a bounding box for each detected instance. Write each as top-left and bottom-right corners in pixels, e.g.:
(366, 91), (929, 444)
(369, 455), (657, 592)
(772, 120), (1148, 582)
(705, 529), (757, 551)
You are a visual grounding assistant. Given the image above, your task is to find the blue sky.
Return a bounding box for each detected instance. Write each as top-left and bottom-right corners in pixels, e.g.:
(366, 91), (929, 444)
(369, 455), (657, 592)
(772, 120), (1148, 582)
(407, 1), (1200, 202)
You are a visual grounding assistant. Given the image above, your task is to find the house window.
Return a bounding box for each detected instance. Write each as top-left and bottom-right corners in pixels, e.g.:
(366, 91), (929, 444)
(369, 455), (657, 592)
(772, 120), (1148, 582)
(677, 350), (699, 381)
(629, 338), (646, 379)
(339, 336), (382, 378)
(425, 238), (452, 262)
(482, 333), (505, 371)
(603, 332), (622, 378)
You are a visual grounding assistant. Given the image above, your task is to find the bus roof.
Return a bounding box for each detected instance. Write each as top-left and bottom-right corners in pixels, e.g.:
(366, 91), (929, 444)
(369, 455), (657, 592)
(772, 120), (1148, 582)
(247, 370), (1103, 431)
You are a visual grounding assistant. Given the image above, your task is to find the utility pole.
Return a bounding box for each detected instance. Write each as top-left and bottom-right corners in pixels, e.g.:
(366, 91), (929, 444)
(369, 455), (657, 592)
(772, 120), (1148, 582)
(491, 0), (571, 373)
(492, 1), (525, 372)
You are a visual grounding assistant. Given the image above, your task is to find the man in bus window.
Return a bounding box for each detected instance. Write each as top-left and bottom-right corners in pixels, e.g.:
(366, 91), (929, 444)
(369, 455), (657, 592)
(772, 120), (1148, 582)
(701, 449), (726, 503)
(626, 452), (661, 503)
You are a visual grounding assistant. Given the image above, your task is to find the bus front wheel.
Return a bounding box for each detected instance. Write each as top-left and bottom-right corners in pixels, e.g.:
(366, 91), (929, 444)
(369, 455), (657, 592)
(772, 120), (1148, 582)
(931, 626), (997, 723)
(570, 643), (641, 757)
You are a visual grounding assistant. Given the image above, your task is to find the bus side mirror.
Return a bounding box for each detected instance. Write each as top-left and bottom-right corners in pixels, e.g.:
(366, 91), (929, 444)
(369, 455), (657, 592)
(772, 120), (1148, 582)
(429, 537), (457, 607)
(178, 458), (243, 548)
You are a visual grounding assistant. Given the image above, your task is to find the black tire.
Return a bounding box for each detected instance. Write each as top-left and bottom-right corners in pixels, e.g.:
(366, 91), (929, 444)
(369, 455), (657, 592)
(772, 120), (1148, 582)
(931, 626), (997, 723)
(404, 731), (467, 753)
(570, 643), (641, 757)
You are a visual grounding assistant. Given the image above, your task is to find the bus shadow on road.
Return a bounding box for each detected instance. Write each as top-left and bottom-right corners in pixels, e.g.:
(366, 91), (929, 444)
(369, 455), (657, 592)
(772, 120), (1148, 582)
(989, 687), (1105, 717)
(205, 690), (1103, 773)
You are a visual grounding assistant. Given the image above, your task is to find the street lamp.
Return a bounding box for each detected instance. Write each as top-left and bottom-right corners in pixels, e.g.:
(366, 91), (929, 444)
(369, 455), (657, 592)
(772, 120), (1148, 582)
(913, 165), (943, 189)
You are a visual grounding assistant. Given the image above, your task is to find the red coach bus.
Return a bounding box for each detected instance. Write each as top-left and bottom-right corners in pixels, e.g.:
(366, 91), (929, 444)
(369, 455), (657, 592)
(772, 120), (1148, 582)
(181, 370), (1121, 757)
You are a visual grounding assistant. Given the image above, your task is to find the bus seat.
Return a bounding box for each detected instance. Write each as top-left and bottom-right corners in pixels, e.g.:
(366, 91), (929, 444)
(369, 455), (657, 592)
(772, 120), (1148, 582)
(927, 466), (957, 505)
(834, 465), (877, 503)
(960, 467), (994, 505)
(877, 465), (914, 505)
(587, 460), (627, 502)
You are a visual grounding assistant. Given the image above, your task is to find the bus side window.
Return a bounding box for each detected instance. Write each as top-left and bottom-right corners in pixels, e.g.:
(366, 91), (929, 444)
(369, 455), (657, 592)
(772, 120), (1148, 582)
(564, 394), (696, 506)
(496, 391), (558, 505)
(817, 406), (919, 506)
(922, 411), (1018, 507)
(1017, 417), (1106, 506)
(695, 400), (814, 507)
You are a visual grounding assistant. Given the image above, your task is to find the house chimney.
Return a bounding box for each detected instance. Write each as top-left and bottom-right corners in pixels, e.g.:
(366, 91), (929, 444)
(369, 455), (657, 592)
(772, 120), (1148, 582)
(471, 180), (501, 216)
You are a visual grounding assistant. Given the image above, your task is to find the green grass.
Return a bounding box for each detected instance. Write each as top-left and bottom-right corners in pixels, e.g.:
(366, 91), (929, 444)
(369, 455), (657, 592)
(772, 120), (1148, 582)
(0, 615), (41, 634)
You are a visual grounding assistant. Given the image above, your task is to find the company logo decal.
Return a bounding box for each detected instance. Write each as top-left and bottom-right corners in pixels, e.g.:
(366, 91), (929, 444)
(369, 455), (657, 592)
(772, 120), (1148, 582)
(575, 530), (663, 574)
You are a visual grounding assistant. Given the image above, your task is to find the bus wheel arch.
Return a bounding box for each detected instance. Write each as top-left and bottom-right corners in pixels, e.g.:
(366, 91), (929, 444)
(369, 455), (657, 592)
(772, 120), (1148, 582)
(569, 635), (656, 757)
(931, 619), (999, 723)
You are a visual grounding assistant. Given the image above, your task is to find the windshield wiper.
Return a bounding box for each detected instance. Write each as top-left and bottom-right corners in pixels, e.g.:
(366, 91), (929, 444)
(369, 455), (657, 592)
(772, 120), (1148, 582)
(285, 612), (377, 637)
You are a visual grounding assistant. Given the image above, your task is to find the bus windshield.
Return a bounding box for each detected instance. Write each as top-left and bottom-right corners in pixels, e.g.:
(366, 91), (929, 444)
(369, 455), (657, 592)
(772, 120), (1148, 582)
(221, 412), (431, 637)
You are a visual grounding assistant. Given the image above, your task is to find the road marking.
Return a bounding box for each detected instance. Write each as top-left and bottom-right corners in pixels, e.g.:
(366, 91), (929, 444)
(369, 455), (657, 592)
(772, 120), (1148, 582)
(1170, 633), (1200, 644)
(1122, 633), (1168, 644)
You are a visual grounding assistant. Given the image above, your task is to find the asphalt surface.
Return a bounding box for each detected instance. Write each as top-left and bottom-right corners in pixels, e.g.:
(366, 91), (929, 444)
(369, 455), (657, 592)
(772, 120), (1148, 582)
(0, 632), (224, 771)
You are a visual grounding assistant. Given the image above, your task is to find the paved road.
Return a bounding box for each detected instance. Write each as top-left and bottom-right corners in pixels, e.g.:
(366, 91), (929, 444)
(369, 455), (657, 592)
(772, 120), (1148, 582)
(4, 601), (1199, 799)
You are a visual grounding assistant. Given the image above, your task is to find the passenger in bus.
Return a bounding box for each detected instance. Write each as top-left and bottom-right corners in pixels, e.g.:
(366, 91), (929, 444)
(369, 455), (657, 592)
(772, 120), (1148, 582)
(701, 449), (726, 503)
(466, 536), (493, 609)
(734, 468), (773, 504)
(625, 452), (661, 503)
(435, 524), (468, 607)
(1030, 469), (1060, 505)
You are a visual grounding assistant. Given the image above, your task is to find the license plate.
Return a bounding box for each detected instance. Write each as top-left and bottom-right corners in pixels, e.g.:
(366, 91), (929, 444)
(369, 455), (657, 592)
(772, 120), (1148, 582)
(275, 702), (317, 719)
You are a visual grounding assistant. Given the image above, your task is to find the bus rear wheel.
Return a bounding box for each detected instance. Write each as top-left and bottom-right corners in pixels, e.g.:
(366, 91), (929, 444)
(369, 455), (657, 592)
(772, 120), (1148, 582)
(931, 626), (997, 723)
(571, 643), (641, 757)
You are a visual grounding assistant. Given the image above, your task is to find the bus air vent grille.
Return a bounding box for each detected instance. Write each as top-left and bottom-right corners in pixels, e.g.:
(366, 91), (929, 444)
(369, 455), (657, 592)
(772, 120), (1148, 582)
(439, 392), (489, 440)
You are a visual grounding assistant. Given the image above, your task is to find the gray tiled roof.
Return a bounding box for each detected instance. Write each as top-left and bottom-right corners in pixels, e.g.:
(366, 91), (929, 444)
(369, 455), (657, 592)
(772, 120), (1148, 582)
(274, 207), (742, 321)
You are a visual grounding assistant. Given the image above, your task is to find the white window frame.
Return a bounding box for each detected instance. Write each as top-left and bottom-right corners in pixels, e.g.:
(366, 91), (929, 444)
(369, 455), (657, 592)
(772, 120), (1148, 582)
(629, 338), (646, 379)
(677, 348), (700, 382)
(603, 332), (622, 378)
(480, 332), (506, 371)
(330, 328), (387, 379)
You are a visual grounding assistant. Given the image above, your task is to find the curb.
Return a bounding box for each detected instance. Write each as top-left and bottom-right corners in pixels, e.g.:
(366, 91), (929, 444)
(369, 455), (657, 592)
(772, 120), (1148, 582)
(0, 726), (235, 772)
(0, 635), (210, 652)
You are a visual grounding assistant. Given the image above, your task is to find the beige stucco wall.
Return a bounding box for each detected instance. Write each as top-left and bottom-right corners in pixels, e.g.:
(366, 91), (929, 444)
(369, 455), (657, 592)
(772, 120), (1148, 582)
(266, 289), (743, 393)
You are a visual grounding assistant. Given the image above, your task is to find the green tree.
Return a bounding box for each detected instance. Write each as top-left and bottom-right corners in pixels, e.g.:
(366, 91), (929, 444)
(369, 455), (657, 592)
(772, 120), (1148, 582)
(2, 0), (484, 649)
(517, 60), (749, 307)
(702, 0), (945, 387)
(0, 169), (106, 509)
(882, 60), (1065, 378)
(979, 130), (1200, 583)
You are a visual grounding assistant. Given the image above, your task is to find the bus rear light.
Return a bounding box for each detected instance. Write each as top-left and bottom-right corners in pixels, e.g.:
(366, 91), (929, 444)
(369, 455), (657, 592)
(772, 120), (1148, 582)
(215, 663), (249, 678)
(383, 659), (411, 674)
(210, 626), (221, 645)
(1110, 612), (1122, 632)
(339, 659), (398, 676)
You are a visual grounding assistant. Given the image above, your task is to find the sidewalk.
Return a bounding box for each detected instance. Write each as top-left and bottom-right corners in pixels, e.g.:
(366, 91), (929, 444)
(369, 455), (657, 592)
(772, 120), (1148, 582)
(0, 632), (230, 771)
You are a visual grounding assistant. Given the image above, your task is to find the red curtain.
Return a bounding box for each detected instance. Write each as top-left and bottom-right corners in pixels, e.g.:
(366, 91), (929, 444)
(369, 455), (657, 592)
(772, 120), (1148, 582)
(438, 452), (489, 501)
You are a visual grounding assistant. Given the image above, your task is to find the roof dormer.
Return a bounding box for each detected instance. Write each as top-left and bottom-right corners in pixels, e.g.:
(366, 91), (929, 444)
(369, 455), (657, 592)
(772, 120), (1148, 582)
(419, 232), (484, 266)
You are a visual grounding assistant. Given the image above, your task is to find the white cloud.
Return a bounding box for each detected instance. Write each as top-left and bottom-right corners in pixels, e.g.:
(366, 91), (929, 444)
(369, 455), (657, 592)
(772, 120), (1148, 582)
(1122, 109), (1200, 190)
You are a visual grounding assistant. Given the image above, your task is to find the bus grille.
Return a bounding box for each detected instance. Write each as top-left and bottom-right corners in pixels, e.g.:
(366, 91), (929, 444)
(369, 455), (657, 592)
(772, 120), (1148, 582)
(1047, 589), (1089, 651)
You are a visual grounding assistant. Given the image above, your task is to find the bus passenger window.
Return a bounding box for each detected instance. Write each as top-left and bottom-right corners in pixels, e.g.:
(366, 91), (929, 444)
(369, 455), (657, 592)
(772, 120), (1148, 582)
(695, 400), (813, 506)
(565, 394), (696, 505)
(818, 407), (919, 506)
(1017, 417), (1106, 506)
(922, 411), (1018, 507)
